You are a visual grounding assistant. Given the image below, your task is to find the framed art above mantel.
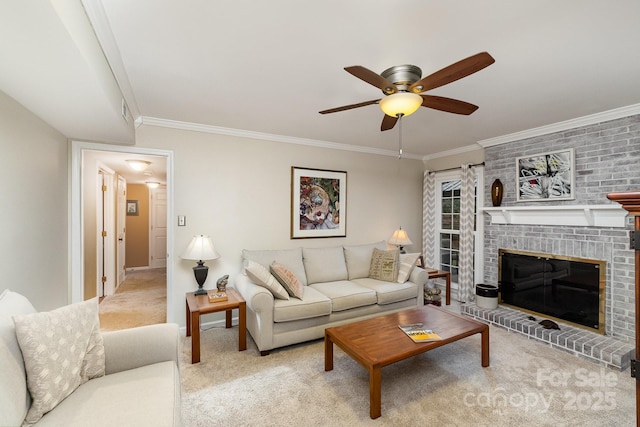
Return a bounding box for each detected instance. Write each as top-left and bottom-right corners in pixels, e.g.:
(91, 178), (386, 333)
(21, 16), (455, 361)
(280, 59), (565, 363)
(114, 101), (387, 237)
(291, 166), (347, 239)
(516, 148), (575, 201)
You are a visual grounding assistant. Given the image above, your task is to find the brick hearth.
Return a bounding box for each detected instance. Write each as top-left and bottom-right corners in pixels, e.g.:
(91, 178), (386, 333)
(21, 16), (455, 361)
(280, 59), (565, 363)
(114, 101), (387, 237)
(461, 303), (634, 371)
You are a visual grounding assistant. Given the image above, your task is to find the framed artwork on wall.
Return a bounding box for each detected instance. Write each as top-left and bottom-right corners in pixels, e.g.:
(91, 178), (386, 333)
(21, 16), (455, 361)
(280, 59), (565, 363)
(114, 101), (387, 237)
(516, 148), (575, 201)
(291, 166), (347, 239)
(126, 200), (139, 216)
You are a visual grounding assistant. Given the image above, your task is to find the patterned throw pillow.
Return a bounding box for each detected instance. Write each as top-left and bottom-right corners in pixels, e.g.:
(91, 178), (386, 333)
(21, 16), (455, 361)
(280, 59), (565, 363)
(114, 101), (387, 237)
(245, 260), (290, 300)
(369, 248), (400, 282)
(13, 298), (105, 426)
(270, 262), (304, 299)
(397, 253), (421, 283)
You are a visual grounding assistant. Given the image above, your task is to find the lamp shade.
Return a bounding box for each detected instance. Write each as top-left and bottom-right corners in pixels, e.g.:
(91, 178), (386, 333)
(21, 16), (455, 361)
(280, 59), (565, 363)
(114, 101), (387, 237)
(388, 228), (413, 247)
(379, 92), (423, 117)
(181, 235), (220, 261)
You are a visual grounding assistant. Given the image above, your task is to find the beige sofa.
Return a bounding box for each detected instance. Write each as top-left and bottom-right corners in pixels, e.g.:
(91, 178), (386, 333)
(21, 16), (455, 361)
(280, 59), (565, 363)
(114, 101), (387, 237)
(235, 241), (429, 355)
(0, 289), (181, 427)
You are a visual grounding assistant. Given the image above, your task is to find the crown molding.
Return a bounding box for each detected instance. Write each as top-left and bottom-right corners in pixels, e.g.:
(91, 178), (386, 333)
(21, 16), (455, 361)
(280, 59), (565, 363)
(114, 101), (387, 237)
(477, 103), (640, 148)
(423, 143), (483, 161)
(138, 116), (424, 160)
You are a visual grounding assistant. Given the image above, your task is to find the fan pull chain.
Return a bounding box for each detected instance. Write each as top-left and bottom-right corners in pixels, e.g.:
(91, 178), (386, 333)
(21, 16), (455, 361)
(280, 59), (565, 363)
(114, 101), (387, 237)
(397, 113), (404, 159)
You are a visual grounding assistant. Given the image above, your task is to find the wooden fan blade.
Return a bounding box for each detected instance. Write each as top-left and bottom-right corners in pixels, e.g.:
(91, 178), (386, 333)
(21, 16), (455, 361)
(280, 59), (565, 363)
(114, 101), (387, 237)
(319, 99), (380, 114)
(381, 114), (398, 131)
(421, 95), (479, 115)
(345, 66), (398, 95)
(409, 52), (495, 93)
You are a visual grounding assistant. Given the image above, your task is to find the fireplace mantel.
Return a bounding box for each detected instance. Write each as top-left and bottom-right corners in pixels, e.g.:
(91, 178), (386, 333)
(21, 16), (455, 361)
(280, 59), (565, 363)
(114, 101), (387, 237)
(483, 204), (628, 227)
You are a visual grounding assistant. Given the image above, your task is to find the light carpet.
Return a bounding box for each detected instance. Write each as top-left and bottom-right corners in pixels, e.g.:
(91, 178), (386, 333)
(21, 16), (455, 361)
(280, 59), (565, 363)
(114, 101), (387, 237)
(99, 268), (166, 331)
(180, 322), (635, 426)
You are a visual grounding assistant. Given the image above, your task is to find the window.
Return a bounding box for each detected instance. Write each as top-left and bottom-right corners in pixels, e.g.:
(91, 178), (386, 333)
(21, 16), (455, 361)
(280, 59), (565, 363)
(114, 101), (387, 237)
(434, 168), (484, 287)
(440, 180), (461, 283)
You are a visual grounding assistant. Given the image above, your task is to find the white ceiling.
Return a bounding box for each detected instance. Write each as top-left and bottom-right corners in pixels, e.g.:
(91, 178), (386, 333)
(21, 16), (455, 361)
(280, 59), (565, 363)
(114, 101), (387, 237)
(84, 150), (167, 185)
(2, 1), (640, 159)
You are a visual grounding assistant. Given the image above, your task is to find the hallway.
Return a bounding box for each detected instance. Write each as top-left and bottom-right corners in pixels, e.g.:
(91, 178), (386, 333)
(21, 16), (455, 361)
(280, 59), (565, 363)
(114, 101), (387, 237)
(98, 268), (166, 331)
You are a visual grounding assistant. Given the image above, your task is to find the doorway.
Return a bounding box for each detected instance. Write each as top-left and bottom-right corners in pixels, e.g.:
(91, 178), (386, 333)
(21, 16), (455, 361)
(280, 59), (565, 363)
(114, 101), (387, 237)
(70, 141), (175, 323)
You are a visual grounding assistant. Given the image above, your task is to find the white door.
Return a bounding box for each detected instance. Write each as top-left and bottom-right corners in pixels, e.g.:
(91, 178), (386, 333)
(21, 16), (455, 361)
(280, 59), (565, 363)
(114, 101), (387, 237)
(150, 188), (167, 268)
(98, 167), (116, 296)
(97, 171), (105, 297)
(116, 175), (127, 287)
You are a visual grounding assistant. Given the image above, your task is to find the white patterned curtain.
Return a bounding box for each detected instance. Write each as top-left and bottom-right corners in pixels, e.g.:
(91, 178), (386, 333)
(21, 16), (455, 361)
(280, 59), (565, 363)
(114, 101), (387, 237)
(459, 164), (476, 303)
(422, 171), (436, 268)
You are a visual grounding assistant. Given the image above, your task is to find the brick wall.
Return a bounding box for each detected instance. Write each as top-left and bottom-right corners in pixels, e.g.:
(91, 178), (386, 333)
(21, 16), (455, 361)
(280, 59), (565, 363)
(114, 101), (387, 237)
(484, 114), (640, 339)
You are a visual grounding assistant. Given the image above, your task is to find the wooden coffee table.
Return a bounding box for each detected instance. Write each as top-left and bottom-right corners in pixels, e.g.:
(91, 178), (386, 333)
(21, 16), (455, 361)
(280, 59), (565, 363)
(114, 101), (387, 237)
(324, 305), (489, 419)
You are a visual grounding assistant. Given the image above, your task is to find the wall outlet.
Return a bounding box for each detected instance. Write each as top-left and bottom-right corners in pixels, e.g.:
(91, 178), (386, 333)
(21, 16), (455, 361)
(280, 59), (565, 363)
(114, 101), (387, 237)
(178, 216), (186, 226)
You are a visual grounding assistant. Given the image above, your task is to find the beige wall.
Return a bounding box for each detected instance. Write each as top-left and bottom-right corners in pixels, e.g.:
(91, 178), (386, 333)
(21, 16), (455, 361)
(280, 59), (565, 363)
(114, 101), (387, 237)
(125, 184), (150, 268)
(134, 125), (426, 325)
(0, 91), (427, 323)
(424, 146), (485, 171)
(0, 90), (69, 310)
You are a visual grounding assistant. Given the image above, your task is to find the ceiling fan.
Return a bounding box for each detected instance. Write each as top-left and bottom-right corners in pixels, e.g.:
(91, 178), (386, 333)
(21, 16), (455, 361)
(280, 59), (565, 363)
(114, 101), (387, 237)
(319, 52), (495, 131)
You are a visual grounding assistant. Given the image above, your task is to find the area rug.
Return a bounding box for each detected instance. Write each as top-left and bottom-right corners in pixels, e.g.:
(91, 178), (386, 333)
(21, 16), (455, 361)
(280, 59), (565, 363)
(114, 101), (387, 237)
(98, 268), (166, 331)
(179, 323), (635, 426)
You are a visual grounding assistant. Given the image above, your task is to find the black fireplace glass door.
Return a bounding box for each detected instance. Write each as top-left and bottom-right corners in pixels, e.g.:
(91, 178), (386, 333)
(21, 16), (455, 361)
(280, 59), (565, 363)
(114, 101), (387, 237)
(500, 252), (601, 330)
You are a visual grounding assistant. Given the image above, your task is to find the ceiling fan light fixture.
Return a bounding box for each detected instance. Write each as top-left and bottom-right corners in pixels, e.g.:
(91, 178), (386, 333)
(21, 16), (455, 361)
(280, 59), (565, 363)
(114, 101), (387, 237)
(379, 92), (422, 118)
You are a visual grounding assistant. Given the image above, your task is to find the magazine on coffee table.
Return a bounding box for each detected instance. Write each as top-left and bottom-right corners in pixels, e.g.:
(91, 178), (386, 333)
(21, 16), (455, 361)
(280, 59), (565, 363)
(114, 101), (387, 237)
(398, 323), (442, 343)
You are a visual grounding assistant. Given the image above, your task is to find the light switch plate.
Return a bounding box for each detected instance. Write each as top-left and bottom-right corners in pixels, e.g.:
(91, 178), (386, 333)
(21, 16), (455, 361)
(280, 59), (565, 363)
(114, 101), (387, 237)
(178, 216), (186, 226)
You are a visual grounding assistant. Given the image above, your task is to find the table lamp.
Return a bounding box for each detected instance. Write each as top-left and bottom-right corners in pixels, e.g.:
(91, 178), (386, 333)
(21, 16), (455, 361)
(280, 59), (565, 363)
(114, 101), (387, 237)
(182, 235), (220, 295)
(388, 227), (413, 254)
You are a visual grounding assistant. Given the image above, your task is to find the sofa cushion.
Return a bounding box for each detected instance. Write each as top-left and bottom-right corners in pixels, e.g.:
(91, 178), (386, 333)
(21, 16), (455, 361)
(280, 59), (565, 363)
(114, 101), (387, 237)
(369, 248), (399, 281)
(245, 260), (290, 300)
(309, 280), (377, 312)
(13, 298), (105, 426)
(34, 361), (179, 427)
(302, 246), (348, 284)
(273, 287), (331, 322)
(397, 253), (421, 283)
(0, 289), (36, 427)
(243, 248), (308, 285)
(343, 241), (387, 279)
(270, 262), (304, 299)
(352, 278), (419, 305)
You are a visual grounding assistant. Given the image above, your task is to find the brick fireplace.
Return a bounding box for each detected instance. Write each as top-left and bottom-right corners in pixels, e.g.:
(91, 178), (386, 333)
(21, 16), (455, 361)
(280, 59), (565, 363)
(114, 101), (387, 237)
(462, 113), (640, 370)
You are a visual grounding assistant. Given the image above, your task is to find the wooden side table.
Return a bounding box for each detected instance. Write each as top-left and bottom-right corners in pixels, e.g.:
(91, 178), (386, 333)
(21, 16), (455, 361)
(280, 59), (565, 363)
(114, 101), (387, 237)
(185, 287), (246, 364)
(426, 269), (451, 305)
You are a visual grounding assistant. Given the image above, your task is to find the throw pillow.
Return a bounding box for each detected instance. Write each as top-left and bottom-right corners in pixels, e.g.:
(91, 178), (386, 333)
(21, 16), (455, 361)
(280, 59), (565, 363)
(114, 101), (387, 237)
(245, 260), (290, 300)
(369, 248), (399, 282)
(13, 298), (105, 426)
(270, 262), (304, 299)
(242, 248), (308, 285)
(397, 252), (421, 283)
